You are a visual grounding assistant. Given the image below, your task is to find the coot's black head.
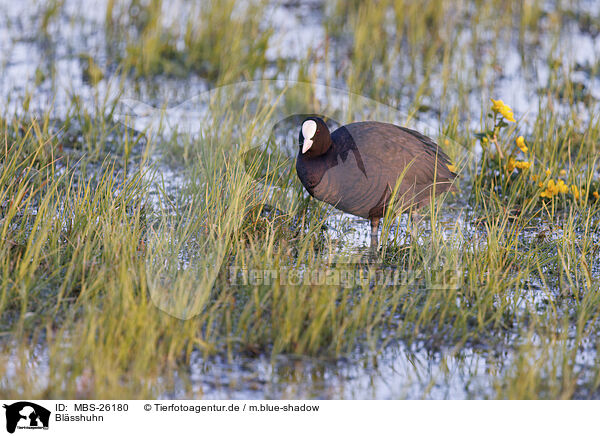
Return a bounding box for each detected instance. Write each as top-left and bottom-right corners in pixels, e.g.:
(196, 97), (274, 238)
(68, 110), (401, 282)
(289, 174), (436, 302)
(299, 117), (331, 158)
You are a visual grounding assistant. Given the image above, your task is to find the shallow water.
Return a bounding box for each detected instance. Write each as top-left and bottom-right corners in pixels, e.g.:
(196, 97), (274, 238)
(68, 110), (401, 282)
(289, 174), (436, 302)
(180, 343), (496, 399)
(1, 0), (600, 399)
(164, 330), (600, 399)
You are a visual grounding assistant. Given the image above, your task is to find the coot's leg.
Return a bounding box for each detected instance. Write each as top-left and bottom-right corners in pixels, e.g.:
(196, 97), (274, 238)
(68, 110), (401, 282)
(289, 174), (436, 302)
(410, 210), (423, 241)
(408, 211), (422, 241)
(370, 217), (380, 249)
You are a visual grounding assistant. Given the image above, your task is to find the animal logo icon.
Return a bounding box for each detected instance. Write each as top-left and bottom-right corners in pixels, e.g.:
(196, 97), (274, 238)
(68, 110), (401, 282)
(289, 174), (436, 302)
(2, 402), (50, 434)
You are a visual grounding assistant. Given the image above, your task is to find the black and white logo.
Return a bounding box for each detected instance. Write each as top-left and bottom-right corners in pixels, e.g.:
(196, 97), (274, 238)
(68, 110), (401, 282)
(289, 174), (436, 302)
(2, 402), (50, 434)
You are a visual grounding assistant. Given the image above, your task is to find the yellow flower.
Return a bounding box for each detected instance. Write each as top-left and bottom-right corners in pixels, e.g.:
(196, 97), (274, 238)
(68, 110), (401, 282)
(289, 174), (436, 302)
(491, 98), (516, 123)
(540, 179), (568, 198)
(542, 180), (556, 197)
(531, 175), (538, 181)
(507, 157), (530, 172)
(491, 98), (504, 112)
(540, 184), (553, 198)
(515, 160), (531, 170)
(545, 168), (552, 177)
(594, 191), (600, 201)
(506, 157), (516, 172)
(502, 108), (516, 123)
(557, 179), (568, 194)
(516, 136), (528, 152)
(559, 169), (567, 177)
(447, 164), (457, 173)
(571, 185), (579, 200)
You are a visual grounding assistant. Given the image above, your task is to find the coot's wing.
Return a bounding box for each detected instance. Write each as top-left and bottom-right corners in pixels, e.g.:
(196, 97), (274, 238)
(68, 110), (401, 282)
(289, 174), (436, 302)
(343, 122), (456, 210)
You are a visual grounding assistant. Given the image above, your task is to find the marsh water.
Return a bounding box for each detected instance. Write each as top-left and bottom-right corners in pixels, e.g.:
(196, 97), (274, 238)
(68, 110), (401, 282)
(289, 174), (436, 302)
(2, 0), (600, 399)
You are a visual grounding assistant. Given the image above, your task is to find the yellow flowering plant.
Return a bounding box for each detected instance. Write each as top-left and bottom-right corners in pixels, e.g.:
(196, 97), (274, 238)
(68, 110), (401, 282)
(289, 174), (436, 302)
(516, 136), (528, 152)
(571, 185), (579, 201)
(475, 99), (517, 159)
(475, 98), (598, 210)
(506, 157), (531, 173)
(535, 169), (593, 205)
(476, 99), (530, 167)
(540, 179), (569, 198)
(491, 99), (516, 123)
(474, 98), (536, 204)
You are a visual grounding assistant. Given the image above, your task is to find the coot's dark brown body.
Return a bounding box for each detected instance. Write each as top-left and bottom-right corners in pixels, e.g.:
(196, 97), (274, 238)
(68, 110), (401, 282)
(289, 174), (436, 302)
(295, 118), (456, 247)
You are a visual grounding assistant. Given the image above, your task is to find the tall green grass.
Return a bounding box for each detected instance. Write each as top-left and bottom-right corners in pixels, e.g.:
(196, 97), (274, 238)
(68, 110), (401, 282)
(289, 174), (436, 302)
(0, 0), (599, 399)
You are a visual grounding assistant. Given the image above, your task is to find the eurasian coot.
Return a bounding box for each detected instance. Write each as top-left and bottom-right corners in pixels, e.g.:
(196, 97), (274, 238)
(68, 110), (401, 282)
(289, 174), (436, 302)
(296, 117), (457, 247)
